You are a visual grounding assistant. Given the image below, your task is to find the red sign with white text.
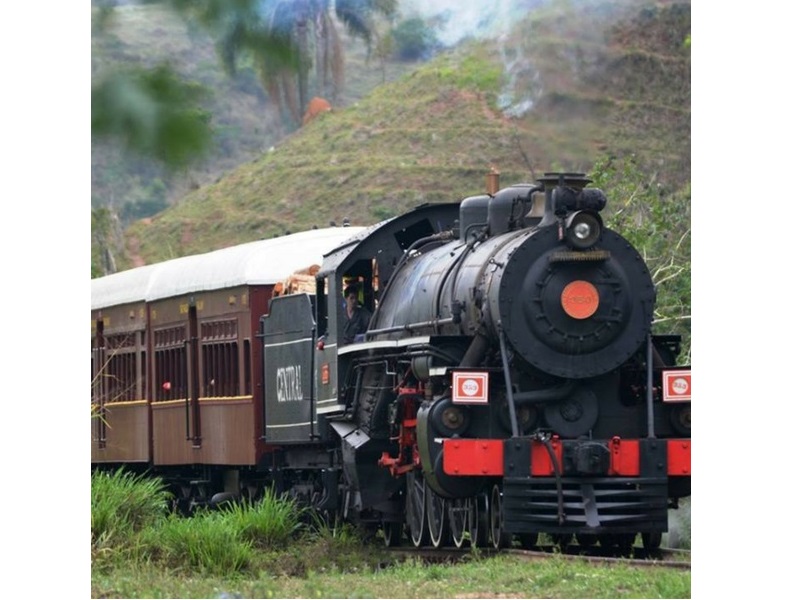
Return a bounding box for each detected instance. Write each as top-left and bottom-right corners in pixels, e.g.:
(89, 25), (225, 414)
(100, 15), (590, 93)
(452, 372), (489, 404)
(662, 370), (691, 402)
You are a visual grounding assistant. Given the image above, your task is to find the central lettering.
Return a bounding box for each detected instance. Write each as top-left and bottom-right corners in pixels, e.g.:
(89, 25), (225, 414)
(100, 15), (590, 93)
(276, 365), (303, 402)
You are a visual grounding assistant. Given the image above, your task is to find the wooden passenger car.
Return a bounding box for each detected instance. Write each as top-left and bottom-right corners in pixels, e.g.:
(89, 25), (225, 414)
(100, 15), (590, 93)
(91, 227), (363, 496)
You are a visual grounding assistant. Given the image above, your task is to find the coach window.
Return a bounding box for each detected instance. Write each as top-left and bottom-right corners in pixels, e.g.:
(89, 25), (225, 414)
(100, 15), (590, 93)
(104, 333), (137, 402)
(201, 319), (240, 398)
(154, 327), (187, 401)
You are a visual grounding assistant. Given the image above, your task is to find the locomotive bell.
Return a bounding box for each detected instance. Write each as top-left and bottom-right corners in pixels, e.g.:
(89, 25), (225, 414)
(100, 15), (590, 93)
(536, 172), (594, 228)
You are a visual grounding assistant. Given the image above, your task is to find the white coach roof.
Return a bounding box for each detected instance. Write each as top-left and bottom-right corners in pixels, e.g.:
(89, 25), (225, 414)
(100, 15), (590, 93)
(91, 226), (364, 310)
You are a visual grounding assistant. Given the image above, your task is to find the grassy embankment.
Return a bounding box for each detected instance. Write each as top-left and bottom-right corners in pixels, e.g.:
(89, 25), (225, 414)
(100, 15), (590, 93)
(91, 468), (691, 599)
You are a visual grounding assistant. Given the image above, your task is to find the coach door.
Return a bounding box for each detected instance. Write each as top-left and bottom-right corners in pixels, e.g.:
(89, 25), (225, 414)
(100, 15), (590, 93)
(151, 301), (200, 463)
(261, 294), (316, 443)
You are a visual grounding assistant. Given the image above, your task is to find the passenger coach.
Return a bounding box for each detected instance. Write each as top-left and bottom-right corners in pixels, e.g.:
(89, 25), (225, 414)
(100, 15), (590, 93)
(91, 226), (363, 508)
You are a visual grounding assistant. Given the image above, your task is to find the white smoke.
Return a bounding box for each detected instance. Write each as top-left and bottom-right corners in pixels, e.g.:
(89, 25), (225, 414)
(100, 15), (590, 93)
(400, 0), (542, 118)
(400, 0), (520, 46)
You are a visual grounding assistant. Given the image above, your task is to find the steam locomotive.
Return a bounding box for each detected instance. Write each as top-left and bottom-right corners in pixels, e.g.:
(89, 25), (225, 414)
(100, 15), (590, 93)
(91, 171), (690, 550)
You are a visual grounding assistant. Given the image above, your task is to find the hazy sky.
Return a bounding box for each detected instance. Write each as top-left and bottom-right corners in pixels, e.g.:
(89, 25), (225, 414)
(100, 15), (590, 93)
(402, 0), (521, 46)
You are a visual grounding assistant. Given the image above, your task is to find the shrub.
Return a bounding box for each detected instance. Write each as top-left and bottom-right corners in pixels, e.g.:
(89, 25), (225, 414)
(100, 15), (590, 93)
(143, 511), (253, 575)
(91, 468), (171, 551)
(216, 489), (305, 549)
(590, 155), (691, 362)
(391, 17), (439, 61)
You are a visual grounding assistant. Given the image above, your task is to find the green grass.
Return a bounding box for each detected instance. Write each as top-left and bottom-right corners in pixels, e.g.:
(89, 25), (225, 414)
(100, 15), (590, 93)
(91, 549), (690, 598)
(91, 468), (171, 553)
(142, 511), (254, 575)
(216, 489), (306, 549)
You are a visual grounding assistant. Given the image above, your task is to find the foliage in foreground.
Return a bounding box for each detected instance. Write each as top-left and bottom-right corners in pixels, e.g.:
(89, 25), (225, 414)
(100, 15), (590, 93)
(91, 470), (375, 577)
(137, 489), (311, 575)
(91, 468), (171, 551)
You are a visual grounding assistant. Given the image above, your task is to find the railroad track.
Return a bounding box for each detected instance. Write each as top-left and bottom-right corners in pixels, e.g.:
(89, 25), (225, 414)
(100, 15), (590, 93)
(384, 545), (691, 571)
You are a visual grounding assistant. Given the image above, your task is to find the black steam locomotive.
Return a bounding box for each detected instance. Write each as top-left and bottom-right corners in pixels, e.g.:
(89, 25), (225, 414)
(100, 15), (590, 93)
(261, 171), (690, 549)
(92, 171), (690, 550)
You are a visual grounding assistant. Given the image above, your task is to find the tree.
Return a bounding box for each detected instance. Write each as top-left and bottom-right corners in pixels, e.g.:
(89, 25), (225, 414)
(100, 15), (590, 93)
(91, 0), (398, 174)
(91, 1), (398, 276)
(91, 64), (213, 170)
(92, 0), (300, 169)
(391, 16), (438, 62)
(590, 155), (691, 363)
(91, 207), (124, 278)
(214, 0), (398, 125)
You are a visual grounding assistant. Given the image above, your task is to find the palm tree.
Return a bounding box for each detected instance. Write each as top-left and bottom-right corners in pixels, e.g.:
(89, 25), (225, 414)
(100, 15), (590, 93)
(90, 0), (397, 177)
(219, 0), (398, 125)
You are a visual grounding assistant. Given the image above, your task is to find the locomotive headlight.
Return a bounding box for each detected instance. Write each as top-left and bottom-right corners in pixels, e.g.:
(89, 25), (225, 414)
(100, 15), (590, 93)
(573, 222), (592, 239)
(565, 211), (602, 249)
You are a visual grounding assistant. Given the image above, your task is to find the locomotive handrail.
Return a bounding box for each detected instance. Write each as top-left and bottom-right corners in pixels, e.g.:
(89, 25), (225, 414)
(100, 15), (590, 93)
(336, 335), (433, 355)
(442, 227), (486, 327)
(184, 339), (191, 441)
(512, 380), (577, 404)
(308, 324), (318, 441)
(363, 316), (456, 339)
(646, 334), (655, 438)
(533, 430), (565, 525)
(497, 324), (520, 438)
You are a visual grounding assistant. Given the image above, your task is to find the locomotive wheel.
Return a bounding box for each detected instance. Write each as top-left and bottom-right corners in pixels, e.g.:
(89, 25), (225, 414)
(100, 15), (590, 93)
(468, 494), (489, 548)
(641, 531), (663, 551)
(448, 498), (471, 548)
(188, 483), (209, 514)
(426, 485), (449, 548)
(381, 520), (403, 547)
(670, 404), (691, 436)
(489, 485), (511, 549)
(600, 534), (635, 554)
(598, 534), (615, 550)
(554, 534), (574, 551)
(616, 534), (635, 554)
(576, 534), (598, 548)
(405, 471), (429, 548)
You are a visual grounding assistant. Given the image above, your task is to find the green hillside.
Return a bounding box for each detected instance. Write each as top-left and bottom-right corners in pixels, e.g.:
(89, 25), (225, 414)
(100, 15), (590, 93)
(93, 0), (690, 271)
